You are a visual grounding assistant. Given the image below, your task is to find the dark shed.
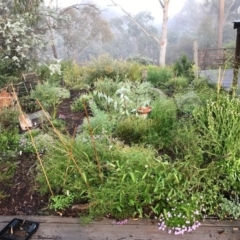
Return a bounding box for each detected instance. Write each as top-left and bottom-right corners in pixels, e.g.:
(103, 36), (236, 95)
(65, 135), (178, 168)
(233, 20), (240, 29)
(231, 20), (240, 94)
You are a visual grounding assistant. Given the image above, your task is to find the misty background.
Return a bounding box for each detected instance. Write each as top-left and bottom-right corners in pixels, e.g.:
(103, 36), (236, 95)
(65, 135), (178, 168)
(43, 0), (240, 65)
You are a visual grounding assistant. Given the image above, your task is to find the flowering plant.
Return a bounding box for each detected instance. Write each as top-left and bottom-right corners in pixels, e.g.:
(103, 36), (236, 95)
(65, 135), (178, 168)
(158, 195), (205, 235)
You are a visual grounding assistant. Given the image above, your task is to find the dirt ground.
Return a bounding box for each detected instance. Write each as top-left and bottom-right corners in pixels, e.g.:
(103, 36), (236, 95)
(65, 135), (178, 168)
(0, 90), (86, 216)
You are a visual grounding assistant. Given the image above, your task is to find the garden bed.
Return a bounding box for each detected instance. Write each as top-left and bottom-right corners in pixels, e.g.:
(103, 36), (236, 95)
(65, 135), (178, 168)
(0, 91), (86, 216)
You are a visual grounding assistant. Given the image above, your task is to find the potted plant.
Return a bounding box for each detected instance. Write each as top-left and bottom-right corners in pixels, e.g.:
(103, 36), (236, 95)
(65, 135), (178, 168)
(137, 106), (152, 119)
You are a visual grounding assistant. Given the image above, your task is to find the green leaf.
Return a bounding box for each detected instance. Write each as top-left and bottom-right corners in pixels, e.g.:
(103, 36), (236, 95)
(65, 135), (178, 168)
(129, 172), (136, 182)
(82, 172), (87, 184)
(122, 173), (127, 182)
(142, 171), (148, 180)
(163, 209), (168, 220)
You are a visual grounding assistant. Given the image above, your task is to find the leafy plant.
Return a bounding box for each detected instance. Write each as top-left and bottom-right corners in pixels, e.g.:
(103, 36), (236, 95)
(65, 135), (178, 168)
(0, 4), (43, 75)
(114, 116), (153, 144)
(173, 54), (195, 81)
(174, 91), (201, 114)
(71, 94), (92, 112)
(193, 93), (240, 162)
(0, 123), (20, 154)
(219, 195), (240, 220)
(126, 55), (153, 66)
(146, 66), (174, 88)
(83, 54), (129, 84)
(49, 191), (75, 211)
(30, 82), (70, 119)
(62, 61), (86, 89)
(148, 98), (178, 148)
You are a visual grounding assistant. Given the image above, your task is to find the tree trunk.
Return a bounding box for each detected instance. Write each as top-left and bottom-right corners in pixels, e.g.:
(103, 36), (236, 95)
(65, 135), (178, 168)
(159, 0), (169, 67)
(217, 0), (224, 48)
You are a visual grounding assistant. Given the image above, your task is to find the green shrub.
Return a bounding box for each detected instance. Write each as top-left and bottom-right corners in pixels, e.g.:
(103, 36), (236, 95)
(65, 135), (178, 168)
(83, 54), (130, 84)
(146, 66), (174, 88)
(174, 91), (201, 114)
(81, 108), (117, 135)
(0, 124), (20, 154)
(0, 109), (20, 155)
(219, 195), (240, 220)
(94, 77), (119, 97)
(114, 116), (153, 144)
(49, 191), (76, 211)
(125, 62), (143, 82)
(0, 109), (19, 129)
(171, 121), (202, 162)
(126, 55), (154, 65)
(167, 76), (189, 93)
(173, 54), (195, 81)
(148, 98), (178, 147)
(36, 62), (62, 84)
(62, 61), (86, 89)
(193, 93), (240, 162)
(30, 82), (70, 119)
(71, 94), (92, 112)
(92, 80), (156, 116)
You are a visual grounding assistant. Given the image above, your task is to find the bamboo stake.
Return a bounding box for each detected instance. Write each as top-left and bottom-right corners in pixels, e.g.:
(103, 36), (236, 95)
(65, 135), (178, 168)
(10, 85), (54, 196)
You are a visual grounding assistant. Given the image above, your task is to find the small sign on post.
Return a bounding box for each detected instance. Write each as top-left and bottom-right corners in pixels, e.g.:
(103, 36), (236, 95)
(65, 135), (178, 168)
(142, 69), (148, 82)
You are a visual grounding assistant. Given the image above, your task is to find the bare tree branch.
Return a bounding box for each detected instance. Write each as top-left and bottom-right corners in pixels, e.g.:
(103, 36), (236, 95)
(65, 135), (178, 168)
(111, 0), (160, 44)
(198, 2), (211, 15)
(60, 3), (100, 15)
(224, 0), (236, 22)
(158, 0), (165, 9)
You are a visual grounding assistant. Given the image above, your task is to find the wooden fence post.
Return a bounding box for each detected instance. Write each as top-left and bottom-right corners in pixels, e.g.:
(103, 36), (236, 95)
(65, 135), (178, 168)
(193, 40), (199, 77)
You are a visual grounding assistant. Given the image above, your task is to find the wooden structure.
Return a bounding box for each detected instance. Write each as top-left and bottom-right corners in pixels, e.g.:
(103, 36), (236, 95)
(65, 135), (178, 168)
(0, 216), (240, 240)
(0, 72), (39, 111)
(19, 110), (50, 131)
(13, 72), (39, 97)
(232, 20), (240, 92)
(198, 48), (235, 70)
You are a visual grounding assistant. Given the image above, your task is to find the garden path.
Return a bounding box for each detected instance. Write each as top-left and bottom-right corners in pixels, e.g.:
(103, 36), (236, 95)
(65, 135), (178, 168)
(0, 216), (240, 240)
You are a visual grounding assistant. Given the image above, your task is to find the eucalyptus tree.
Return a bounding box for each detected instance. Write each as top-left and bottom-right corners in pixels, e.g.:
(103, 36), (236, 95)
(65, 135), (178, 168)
(56, 5), (113, 62)
(158, 0), (170, 67)
(111, 0), (170, 66)
(201, 0), (238, 47)
(127, 12), (159, 62)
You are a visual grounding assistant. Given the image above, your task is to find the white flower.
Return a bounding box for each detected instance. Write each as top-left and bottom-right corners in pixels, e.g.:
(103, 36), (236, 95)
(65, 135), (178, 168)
(12, 56), (19, 62)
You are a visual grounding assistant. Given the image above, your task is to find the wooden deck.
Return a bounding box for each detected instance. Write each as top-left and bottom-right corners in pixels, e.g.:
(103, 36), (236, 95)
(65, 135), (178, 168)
(0, 216), (240, 240)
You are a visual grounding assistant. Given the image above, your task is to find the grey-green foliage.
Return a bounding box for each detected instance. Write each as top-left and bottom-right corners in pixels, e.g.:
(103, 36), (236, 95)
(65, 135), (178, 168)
(93, 79), (157, 115)
(19, 131), (55, 154)
(126, 55), (153, 65)
(174, 91), (201, 114)
(219, 196), (240, 220)
(81, 100), (117, 135)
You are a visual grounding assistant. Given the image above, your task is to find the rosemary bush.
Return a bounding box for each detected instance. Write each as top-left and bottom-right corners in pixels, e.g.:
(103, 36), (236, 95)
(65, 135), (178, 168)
(193, 93), (240, 162)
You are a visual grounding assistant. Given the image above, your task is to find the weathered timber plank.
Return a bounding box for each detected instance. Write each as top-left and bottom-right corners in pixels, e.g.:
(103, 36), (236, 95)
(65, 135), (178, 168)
(0, 217), (239, 240)
(0, 223), (238, 240)
(0, 216), (239, 226)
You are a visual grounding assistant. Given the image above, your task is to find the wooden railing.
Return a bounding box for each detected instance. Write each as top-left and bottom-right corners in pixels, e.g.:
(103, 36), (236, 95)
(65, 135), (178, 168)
(198, 48), (235, 70)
